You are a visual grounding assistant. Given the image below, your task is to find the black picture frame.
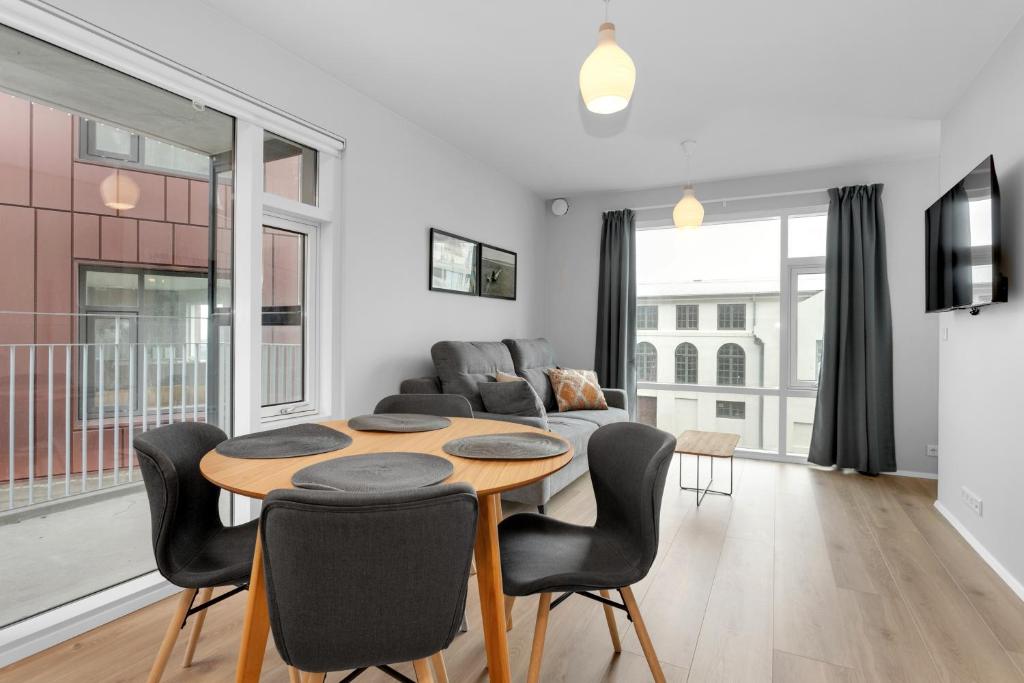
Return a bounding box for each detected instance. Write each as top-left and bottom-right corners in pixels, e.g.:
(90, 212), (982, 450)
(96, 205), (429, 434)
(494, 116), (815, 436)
(429, 228), (480, 296)
(479, 243), (517, 301)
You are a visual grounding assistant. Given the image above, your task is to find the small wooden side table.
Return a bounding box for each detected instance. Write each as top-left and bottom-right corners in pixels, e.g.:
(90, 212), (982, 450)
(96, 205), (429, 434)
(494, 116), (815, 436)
(676, 430), (739, 506)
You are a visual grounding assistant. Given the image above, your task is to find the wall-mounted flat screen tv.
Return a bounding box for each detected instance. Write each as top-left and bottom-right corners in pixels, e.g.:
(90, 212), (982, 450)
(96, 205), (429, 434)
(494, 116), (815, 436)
(925, 155), (1007, 313)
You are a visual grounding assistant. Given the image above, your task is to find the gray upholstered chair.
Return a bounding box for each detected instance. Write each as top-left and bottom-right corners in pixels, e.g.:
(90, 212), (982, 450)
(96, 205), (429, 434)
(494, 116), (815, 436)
(133, 422), (258, 683)
(373, 393), (474, 418)
(260, 484), (478, 683)
(498, 422), (676, 683)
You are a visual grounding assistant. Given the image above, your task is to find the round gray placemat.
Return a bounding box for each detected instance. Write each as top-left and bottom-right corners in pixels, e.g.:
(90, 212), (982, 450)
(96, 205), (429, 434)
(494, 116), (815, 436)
(442, 432), (569, 460)
(347, 413), (452, 432)
(291, 452), (454, 492)
(216, 423), (352, 459)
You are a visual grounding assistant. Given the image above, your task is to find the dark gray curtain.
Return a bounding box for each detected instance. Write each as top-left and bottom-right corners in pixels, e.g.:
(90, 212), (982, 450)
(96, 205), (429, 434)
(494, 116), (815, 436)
(594, 209), (637, 417)
(925, 180), (972, 310)
(808, 185), (896, 474)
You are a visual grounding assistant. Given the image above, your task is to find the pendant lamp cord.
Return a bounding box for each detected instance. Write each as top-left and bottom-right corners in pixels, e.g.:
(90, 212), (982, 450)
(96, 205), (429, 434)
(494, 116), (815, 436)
(604, 0), (610, 22)
(681, 139), (696, 186)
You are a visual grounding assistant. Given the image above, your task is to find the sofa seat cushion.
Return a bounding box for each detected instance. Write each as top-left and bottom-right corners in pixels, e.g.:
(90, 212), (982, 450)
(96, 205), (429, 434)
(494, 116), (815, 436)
(545, 416), (596, 458)
(431, 341), (516, 412)
(551, 407), (628, 428)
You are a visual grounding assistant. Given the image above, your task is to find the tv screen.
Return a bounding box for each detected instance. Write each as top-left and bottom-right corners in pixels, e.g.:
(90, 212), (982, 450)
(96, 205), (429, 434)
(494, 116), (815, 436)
(925, 155), (1006, 313)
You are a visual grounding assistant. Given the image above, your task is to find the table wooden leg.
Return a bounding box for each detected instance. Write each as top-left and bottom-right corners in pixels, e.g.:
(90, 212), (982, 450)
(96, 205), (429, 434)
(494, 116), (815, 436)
(474, 493), (511, 683)
(235, 529), (271, 683)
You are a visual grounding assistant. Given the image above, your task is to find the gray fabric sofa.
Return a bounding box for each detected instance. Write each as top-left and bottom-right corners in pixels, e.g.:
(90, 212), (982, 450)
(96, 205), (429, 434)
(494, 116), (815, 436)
(399, 338), (630, 508)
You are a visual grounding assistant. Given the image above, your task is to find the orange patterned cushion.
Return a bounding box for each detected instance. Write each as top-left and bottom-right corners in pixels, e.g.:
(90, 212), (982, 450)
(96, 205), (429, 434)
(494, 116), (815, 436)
(548, 368), (608, 412)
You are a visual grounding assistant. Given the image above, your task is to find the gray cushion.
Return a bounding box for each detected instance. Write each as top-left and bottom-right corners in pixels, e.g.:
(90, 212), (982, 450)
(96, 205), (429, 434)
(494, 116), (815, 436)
(431, 341), (516, 411)
(479, 380), (547, 419)
(552, 407), (628, 428)
(502, 338), (558, 412)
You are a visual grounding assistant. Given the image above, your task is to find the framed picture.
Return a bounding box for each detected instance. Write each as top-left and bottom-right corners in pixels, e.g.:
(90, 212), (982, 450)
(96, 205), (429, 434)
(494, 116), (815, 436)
(479, 243), (517, 300)
(429, 228), (480, 296)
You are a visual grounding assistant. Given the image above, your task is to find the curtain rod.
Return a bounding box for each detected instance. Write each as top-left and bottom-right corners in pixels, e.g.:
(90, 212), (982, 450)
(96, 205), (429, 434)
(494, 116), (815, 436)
(629, 187), (830, 212)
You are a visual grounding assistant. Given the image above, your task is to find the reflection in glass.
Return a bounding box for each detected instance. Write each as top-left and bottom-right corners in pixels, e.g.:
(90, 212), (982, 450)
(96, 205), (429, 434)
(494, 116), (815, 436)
(261, 226), (306, 407)
(264, 131), (317, 205)
(795, 273), (826, 383)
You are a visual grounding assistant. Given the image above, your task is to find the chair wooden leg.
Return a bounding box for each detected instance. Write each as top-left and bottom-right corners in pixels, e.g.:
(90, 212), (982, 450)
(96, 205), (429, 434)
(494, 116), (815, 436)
(146, 587), (197, 683)
(300, 673), (325, 683)
(430, 651), (449, 683)
(413, 658), (435, 682)
(526, 593), (552, 683)
(598, 589), (622, 653)
(181, 586), (213, 667)
(287, 666), (301, 683)
(620, 586), (666, 683)
(504, 595), (516, 631)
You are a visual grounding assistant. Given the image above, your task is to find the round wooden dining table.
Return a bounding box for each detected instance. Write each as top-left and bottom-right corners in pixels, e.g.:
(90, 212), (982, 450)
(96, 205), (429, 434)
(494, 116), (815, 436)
(200, 417), (572, 683)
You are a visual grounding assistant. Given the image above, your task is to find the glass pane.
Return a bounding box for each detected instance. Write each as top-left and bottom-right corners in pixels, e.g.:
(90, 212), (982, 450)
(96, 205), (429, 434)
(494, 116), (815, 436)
(795, 272), (826, 384)
(91, 121), (135, 158)
(636, 219), (781, 388)
(788, 214), (827, 257)
(637, 387), (779, 451)
(143, 137), (210, 176)
(84, 314), (135, 417)
(262, 226), (305, 407)
(787, 397), (818, 455)
(264, 131), (317, 205)
(84, 270), (139, 308)
(0, 23), (235, 627)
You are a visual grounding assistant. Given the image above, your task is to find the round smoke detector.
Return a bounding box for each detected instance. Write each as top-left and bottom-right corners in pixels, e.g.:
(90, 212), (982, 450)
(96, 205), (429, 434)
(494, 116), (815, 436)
(550, 198), (570, 216)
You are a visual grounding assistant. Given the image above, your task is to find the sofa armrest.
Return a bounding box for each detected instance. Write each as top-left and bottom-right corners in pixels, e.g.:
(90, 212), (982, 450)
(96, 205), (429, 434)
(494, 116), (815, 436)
(474, 411), (549, 431)
(602, 387), (627, 410)
(400, 377), (442, 394)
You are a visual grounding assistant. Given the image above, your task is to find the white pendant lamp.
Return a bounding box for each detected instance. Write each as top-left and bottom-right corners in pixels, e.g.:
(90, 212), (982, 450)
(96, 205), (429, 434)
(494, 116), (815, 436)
(100, 172), (140, 211)
(579, 0), (636, 115)
(673, 140), (704, 230)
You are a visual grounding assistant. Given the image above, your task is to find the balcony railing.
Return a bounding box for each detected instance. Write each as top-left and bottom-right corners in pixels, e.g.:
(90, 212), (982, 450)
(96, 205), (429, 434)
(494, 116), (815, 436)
(1, 340), (300, 512)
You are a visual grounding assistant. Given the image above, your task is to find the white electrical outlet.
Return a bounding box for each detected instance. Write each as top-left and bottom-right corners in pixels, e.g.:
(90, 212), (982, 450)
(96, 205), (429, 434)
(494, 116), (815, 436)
(926, 444), (938, 458)
(961, 487), (983, 516)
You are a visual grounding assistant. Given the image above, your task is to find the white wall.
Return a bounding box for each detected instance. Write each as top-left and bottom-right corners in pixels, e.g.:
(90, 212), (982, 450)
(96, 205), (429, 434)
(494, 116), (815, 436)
(44, 0), (547, 416)
(546, 157), (940, 474)
(936, 17), (1024, 593)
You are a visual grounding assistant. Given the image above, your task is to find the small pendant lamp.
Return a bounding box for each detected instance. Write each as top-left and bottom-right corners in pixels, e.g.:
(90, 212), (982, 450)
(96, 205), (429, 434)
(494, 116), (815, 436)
(579, 0), (636, 115)
(673, 140), (704, 230)
(100, 172), (140, 211)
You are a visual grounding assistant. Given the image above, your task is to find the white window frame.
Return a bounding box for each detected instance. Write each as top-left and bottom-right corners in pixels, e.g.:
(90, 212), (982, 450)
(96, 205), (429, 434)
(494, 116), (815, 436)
(635, 202), (828, 463)
(259, 213), (320, 422)
(0, 2), (345, 664)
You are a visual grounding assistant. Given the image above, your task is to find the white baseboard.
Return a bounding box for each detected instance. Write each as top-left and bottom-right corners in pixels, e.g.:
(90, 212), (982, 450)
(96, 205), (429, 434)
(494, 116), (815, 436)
(933, 500), (1024, 603)
(885, 469), (939, 480)
(0, 572), (177, 668)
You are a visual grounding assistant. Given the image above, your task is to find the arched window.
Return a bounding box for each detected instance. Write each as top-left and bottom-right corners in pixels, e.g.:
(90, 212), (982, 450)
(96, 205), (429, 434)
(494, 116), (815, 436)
(674, 343), (698, 384)
(717, 343), (746, 386)
(636, 342), (658, 382)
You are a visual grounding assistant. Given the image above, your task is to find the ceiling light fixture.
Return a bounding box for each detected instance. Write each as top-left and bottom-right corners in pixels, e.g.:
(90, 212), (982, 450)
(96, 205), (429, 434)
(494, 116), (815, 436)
(579, 0), (636, 115)
(673, 140), (704, 230)
(100, 172), (140, 211)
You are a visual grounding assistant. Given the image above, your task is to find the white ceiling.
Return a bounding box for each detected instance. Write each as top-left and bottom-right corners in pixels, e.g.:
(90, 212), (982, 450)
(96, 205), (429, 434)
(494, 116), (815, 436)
(204, 0), (1024, 197)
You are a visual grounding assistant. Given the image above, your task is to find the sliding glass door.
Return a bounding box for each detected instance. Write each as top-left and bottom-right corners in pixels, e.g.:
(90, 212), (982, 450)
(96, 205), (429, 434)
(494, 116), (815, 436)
(0, 24), (234, 626)
(635, 209), (827, 458)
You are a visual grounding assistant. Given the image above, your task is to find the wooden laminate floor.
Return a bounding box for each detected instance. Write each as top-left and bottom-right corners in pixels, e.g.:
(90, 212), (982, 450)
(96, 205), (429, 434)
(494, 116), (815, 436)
(4, 456), (1024, 682)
